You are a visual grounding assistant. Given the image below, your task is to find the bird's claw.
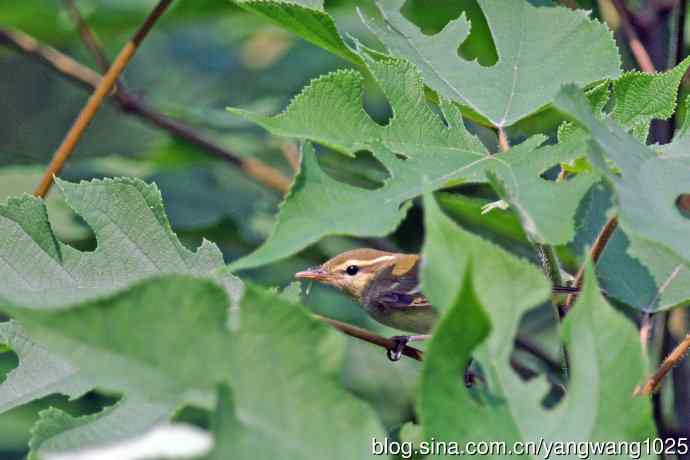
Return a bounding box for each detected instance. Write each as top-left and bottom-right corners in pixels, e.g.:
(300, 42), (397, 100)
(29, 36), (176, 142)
(387, 335), (410, 361)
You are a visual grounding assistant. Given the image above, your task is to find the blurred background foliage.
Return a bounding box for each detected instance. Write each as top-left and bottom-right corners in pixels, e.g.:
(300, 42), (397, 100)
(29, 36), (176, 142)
(0, 0), (688, 458)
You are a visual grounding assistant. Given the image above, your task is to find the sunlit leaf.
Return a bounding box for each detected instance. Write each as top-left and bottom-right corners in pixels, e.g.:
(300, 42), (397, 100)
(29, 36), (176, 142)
(360, 0), (620, 127)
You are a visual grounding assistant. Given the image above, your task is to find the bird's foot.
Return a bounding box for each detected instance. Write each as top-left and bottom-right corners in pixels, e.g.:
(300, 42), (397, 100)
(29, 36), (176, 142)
(387, 336), (409, 361)
(386, 334), (430, 361)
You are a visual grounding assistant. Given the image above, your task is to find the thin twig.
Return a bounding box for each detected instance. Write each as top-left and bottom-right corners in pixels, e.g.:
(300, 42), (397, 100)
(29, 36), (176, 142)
(312, 314), (424, 361)
(281, 143), (300, 172)
(0, 27), (101, 88)
(635, 333), (690, 396)
(33, 0), (176, 197)
(0, 27), (291, 193)
(562, 216), (618, 312)
(610, 0), (658, 73)
(63, 1), (293, 194)
(62, 0), (111, 72)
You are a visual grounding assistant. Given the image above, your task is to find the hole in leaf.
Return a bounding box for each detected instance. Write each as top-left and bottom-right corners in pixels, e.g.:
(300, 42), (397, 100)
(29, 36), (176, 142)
(539, 164), (561, 181)
(71, 391), (120, 417)
(676, 193), (690, 219)
(318, 148), (390, 190)
(0, 347), (18, 385)
(400, 0), (498, 67)
(363, 81), (393, 127)
(394, 152), (408, 161)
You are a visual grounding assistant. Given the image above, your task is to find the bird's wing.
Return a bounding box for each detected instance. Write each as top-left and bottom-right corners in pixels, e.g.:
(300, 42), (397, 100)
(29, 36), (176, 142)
(361, 258), (430, 310)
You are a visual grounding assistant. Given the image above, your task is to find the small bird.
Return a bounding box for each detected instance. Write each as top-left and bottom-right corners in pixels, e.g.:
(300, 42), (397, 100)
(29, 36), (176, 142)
(295, 248), (578, 361)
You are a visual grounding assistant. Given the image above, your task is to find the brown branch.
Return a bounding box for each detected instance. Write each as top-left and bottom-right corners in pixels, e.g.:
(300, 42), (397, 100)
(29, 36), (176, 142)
(281, 143), (300, 172)
(0, 27), (291, 194)
(66, 1), (293, 194)
(33, 0), (176, 197)
(0, 28), (101, 89)
(635, 332), (690, 396)
(63, 0), (111, 72)
(312, 314), (424, 361)
(562, 216), (618, 312)
(610, 0), (658, 73)
(314, 319), (572, 370)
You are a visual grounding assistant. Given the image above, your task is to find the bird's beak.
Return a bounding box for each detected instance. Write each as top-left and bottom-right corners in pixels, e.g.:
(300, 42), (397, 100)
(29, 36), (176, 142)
(295, 266), (329, 281)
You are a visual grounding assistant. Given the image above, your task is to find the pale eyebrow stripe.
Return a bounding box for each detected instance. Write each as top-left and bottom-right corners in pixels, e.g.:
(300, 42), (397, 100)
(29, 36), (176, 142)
(334, 255), (396, 270)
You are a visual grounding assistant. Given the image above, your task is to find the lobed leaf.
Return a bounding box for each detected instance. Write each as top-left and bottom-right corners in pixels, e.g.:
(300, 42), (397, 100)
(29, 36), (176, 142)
(229, 56), (493, 270)
(555, 85), (690, 269)
(360, 0), (620, 127)
(420, 194), (550, 351)
(573, 182), (690, 311)
(611, 56), (690, 140)
(0, 177), (237, 310)
(419, 199), (655, 451)
(486, 136), (598, 245)
(204, 283), (385, 460)
(0, 321), (92, 415)
(28, 398), (175, 460)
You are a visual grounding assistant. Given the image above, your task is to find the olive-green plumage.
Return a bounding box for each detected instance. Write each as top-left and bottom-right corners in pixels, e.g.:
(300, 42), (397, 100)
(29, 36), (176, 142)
(295, 248), (438, 334)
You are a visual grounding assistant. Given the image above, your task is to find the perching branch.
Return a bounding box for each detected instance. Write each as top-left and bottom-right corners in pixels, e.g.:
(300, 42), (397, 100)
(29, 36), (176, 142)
(314, 314), (562, 375)
(32, 0), (176, 197)
(0, 27), (291, 194)
(312, 314), (424, 361)
(561, 216), (619, 312)
(635, 332), (690, 396)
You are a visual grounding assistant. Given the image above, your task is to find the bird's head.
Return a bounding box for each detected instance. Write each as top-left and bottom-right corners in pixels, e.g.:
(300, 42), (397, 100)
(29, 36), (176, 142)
(295, 248), (417, 300)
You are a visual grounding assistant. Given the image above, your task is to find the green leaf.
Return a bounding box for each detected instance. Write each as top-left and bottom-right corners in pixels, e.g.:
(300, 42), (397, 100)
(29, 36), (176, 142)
(0, 178), (242, 456)
(554, 85), (690, 267)
(229, 56), (493, 270)
(28, 398), (174, 460)
(0, 321), (92, 415)
(419, 250), (655, 448)
(0, 177), (235, 310)
(604, 234), (690, 311)
(205, 283), (385, 460)
(234, 0), (362, 64)
(486, 136), (598, 244)
(574, 183), (690, 311)
(360, 0), (620, 127)
(5, 276), (233, 404)
(229, 143), (410, 270)
(0, 165), (90, 242)
(420, 194), (550, 350)
(436, 192), (530, 248)
(611, 56), (690, 140)
(10, 274), (386, 459)
(3, 274), (231, 460)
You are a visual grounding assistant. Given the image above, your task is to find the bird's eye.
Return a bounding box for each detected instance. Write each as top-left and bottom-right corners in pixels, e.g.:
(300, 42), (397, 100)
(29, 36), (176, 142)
(345, 265), (359, 276)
